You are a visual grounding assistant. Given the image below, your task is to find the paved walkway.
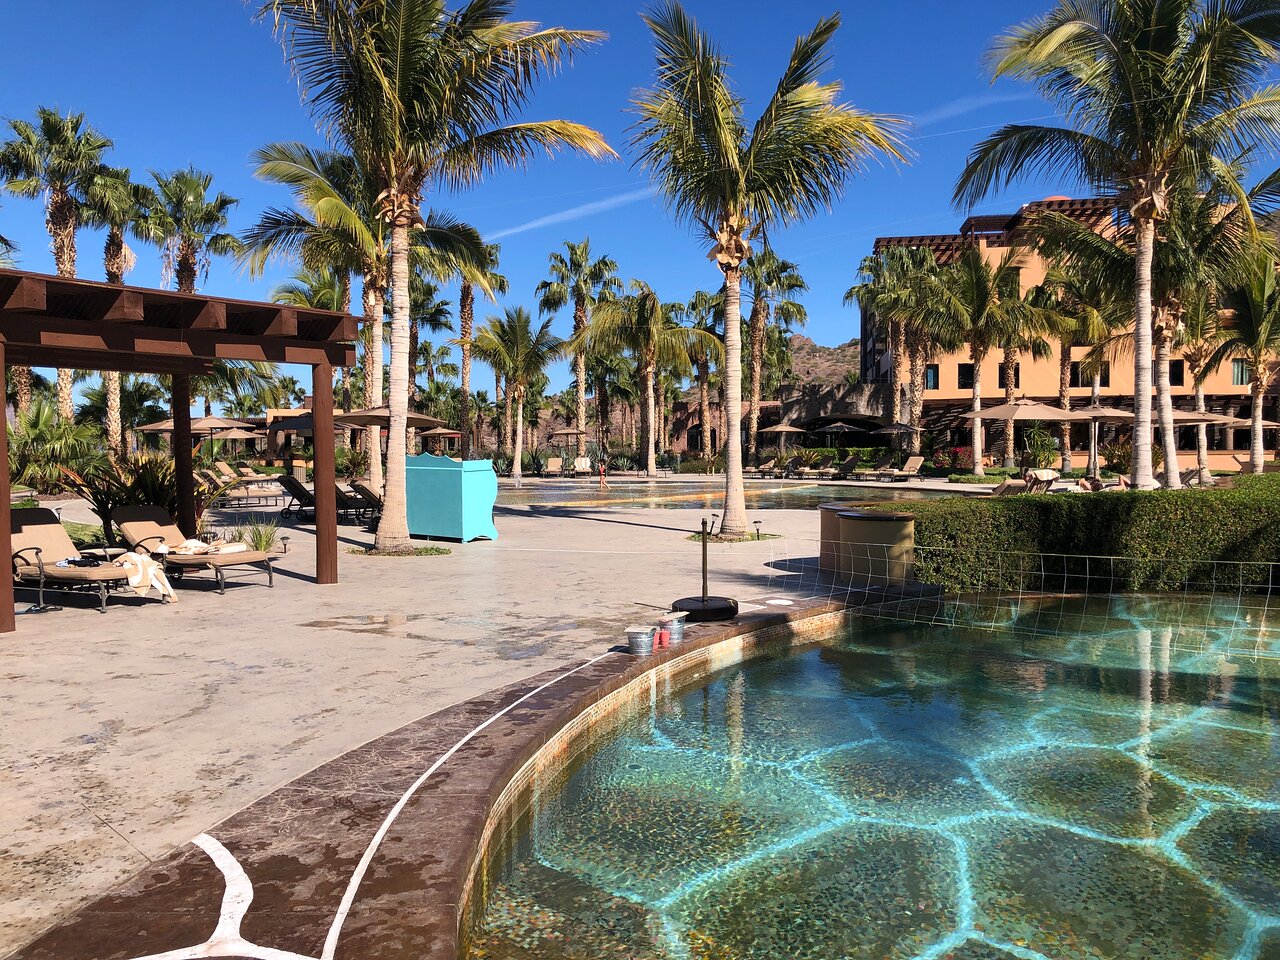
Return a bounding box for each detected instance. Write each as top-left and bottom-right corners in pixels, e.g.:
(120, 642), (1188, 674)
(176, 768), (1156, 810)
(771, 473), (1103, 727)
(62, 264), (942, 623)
(0, 496), (829, 956)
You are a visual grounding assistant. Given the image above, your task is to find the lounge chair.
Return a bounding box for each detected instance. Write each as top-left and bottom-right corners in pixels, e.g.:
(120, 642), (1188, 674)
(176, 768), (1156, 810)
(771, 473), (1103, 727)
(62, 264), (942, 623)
(850, 455), (895, 481)
(1025, 469), (1060, 494)
(795, 455), (835, 479)
(350, 480), (384, 523)
(221, 462), (273, 485)
(11, 507), (135, 612)
(829, 455), (860, 480)
(544, 456), (563, 477)
(880, 455), (925, 482)
(747, 458), (776, 479)
(991, 478), (1029, 496)
(571, 456), (593, 477)
(278, 474), (317, 520)
(114, 506), (274, 594)
(334, 485), (370, 522)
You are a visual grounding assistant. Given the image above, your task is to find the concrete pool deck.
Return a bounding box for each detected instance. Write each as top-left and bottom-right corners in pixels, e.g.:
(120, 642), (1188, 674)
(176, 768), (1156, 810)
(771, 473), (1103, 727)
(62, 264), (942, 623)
(0, 497), (856, 956)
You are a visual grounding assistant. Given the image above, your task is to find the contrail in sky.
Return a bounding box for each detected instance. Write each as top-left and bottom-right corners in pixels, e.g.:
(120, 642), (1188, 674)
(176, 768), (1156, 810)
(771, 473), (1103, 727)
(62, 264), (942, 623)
(912, 91), (1037, 128)
(489, 187), (655, 240)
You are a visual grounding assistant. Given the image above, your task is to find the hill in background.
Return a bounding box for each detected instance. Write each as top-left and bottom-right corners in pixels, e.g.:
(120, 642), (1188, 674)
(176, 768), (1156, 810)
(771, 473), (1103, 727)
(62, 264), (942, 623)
(788, 334), (860, 385)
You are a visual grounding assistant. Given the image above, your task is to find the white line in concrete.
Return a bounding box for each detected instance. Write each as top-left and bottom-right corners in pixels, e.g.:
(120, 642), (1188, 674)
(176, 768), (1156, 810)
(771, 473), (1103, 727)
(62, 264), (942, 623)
(320, 651), (618, 960)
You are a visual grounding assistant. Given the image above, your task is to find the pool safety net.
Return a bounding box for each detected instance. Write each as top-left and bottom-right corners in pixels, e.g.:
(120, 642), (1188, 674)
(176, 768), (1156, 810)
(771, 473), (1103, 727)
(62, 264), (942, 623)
(758, 535), (1280, 663)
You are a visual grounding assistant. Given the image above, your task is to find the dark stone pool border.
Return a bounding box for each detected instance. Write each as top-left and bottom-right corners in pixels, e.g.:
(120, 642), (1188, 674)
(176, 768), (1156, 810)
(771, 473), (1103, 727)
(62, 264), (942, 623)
(12, 592), (893, 960)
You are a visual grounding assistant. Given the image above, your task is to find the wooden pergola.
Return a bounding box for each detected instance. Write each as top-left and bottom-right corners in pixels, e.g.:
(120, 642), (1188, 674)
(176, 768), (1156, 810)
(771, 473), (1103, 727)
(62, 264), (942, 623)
(0, 268), (357, 632)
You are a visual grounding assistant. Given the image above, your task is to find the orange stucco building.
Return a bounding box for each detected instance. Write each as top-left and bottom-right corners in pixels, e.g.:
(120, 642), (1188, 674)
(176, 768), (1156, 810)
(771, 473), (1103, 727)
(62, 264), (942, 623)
(861, 197), (1272, 471)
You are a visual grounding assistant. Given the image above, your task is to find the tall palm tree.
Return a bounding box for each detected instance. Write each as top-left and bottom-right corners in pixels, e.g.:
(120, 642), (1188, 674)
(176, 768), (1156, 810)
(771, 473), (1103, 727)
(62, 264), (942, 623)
(143, 167), (240, 293)
(575, 281), (714, 475)
(742, 250), (806, 463)
(454, 244), (507, 460)
(0, 107), (112, 419)
(1208, 245), (1280, 473)
(1179, 290), (1225, 483)
(474, 307), (564, 486)
(685, 289), (725, 460)
(633, 2), (904, 534)
(935, 247), (1026, 475)
(955, 0), (1280, 488)
(82, 166), (154, 457)
(271, 266), (349, 312)
(535, 238), (623, 458)
(264, 0), (614, 552)
(846, 246), (944, 454)
(997, 286), (1054, 466)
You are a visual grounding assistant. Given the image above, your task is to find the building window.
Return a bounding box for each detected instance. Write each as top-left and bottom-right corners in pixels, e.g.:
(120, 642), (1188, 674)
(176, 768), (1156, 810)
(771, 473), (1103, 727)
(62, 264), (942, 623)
(1233, 359), (1249, 386)
(957, 363), (975, 390)
(997, 363), (1021, 390)
(1169, 360), (1185, 387)
(1069, 360), (1110, 388)
(924, 364), (939, 390)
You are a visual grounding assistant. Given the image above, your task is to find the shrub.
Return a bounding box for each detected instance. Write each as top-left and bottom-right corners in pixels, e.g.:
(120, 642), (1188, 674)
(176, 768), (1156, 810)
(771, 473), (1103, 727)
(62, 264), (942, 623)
(870, 478), (1280, 593)
(931, 446), (974, 471)
(335, 446), (369, 481)
(10, 400), (105, 492)
(677, 455), (723, 474)
(1099, 438), (1162, 475)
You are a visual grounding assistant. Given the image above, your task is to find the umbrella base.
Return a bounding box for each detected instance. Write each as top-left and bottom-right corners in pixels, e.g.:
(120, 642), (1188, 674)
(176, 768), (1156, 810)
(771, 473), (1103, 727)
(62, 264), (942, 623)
(671, 596), (738, 622)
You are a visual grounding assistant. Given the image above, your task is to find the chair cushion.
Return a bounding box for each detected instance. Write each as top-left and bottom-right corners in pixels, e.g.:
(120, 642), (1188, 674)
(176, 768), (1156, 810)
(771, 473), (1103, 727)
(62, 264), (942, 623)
(165, 550), (272, 568)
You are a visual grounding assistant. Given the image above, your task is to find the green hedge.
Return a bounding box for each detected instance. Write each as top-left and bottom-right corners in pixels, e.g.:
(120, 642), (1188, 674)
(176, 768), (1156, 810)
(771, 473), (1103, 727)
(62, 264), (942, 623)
(872, 474), (1280, 593)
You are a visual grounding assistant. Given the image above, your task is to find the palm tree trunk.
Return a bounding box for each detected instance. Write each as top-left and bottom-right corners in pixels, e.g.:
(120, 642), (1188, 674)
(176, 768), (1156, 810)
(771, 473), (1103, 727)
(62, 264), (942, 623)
(1154, 326), (1181, 488)
(1132, 217), (1156, 489)
(971, 348), (985, 477)
(573, 296), (588, 459)
(407, 307), (419, 457)
(513, 392), (525, 487)
(12, 368), (32, 415)
(642, 361), (657, 476)
(374, 219), (411, 552)
(1088, 370), (1102, 478)
(1194, 379), (1210, 484)
(907, 344), (925, 456)
(747, 299), (767, 465)
(1059, 339), (1072, 472)
(1001, 346), (1017, 467)
(1251, 376), (1266, 473)
(720, 266), (748, 537)
(503, 376), (513, 456)
(888, 318), (904, 437)
(459, 281), (474, 459)
(338, 278), (351, 451)
(698, 359), (712, 460)
(104, 228), (127, 459)
(362, 278), (384, 492)
(49, 189), (77, 421)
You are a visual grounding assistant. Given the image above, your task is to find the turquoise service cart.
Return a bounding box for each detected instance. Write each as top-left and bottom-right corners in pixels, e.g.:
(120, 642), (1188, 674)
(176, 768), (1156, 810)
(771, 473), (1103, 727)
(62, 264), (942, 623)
(405, 453), (499, 542)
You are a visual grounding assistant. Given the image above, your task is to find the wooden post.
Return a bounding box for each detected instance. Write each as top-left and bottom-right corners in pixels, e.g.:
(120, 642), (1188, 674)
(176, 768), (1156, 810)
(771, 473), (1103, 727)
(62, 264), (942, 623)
(172, 375), (196, 537)
(313, 361), (338, 583)
(0, 344), (15, 633)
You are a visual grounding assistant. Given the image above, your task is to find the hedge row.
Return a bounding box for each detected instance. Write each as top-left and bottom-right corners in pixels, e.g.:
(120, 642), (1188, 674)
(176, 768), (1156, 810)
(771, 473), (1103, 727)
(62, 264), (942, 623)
(873, 474), (1280, 594)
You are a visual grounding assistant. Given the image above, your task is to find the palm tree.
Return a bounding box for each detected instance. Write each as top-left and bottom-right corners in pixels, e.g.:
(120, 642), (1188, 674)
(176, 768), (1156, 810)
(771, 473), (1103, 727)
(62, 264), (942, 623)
(997, 286), (1054, 466)
(935, 247), (1026, 475)
(1179, 290), (1224, 483)
(264, 0), (614, 552)
(82, 166), (155, 457)
(399, 269), (452, 405)
(473, 307), (564, 486)
(76, 374), (168, 447)
(847, 246), (944, 454)
(454, 244), (507, 460)
(143, 167), (239, 293)
(535, 238), (623, 458)
(955, 0), (1280, 488)
(633, 2), (904, 534)
(0, 107), (112, 419)
(1208, 245), (1280, 473)
(742, 250), (806, 463)
(685, 289), (725, 460)
(272, 266), (349, 313)
(575, 281), (714, 475)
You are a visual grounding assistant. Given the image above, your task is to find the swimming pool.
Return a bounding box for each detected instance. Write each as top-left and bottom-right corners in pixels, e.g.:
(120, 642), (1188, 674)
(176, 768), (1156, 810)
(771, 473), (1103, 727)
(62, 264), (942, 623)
(466, 599), (1280, 960)
(498, 479), (949, 510)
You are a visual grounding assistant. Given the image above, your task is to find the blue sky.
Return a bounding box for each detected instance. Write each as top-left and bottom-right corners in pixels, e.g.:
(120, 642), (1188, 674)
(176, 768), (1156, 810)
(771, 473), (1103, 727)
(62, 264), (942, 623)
(0, 0), (1072, 395)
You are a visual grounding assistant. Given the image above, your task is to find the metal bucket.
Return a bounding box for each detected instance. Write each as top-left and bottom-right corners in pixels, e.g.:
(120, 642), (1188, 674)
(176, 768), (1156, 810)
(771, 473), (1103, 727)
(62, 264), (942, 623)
(659, 612), (689, 646)
(625, 625), (656, 656)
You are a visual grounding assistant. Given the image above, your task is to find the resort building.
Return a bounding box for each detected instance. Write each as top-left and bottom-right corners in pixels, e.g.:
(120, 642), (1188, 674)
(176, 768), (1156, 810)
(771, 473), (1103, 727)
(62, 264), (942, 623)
(860, 196), (1274, 470)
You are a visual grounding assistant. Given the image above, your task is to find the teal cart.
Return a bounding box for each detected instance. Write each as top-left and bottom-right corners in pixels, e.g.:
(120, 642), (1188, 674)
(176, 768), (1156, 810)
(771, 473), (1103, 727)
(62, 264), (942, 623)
(405, 453), (499, 542)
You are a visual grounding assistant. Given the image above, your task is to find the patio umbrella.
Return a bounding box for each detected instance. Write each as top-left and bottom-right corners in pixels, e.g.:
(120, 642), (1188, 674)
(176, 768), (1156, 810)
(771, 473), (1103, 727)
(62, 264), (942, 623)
(419, 425), (462, 454)
(334, 406), (446, 429)
(210, 427), (263, 441)
(870, 422), (916, 434)
(759, 423), (806, 459)
(962, 398), (1092, 422)
(137, 418), (174, 433)
(548, 427), (587, 438)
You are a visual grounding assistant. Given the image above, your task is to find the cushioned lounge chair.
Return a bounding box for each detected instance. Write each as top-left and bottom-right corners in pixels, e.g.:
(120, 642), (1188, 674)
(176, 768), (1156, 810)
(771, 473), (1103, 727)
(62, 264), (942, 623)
(334, 485), (370, 522)
(850, 455), (894, 480)
(991, 478), (1029, 496)
(795, 455), (835, 479)
(544, 456), (563, 477)
(12, 507), (135, 612)
(880, 455), (925, 482)
(747, 457), (776, 479)
(571, 456), (593, 477)
(828, 456), (860, 479)
(350, 481), (383, 523)
(113, 506), (274, 594)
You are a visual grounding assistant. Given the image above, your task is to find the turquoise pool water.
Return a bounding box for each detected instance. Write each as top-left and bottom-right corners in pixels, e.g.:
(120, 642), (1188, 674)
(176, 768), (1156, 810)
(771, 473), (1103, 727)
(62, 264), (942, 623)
(467, 599), (1280, 960)
(498, 479), (946, 510)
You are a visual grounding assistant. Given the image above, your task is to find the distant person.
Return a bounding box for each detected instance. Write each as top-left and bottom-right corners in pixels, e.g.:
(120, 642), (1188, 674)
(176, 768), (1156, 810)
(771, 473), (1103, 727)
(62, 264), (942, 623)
(599, 461), (610, 491)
